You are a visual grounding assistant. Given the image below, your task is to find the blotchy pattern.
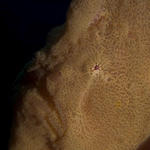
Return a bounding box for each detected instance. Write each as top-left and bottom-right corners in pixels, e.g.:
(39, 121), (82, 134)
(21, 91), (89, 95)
(9, 0), (150, 150)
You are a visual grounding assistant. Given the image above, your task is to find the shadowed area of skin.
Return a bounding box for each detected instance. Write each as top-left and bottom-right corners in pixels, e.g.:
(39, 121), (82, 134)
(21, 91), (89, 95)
(137, 136), (150, 150)
(9, 0), (150, 150)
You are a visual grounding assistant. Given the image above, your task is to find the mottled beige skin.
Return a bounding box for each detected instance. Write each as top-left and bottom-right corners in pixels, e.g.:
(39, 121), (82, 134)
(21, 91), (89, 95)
(9, 0), (150, 150)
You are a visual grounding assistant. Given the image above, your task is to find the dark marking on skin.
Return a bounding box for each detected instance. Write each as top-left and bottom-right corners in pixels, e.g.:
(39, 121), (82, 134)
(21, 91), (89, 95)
(44, 133), (55, 150)
(94, 64), (100, 70)
(36, 62), (65, 124)
(45, 115), (59, 139)
(37, 74), (56, 110)
(48, 71), (62, 82)
(36, 73), (63, 131)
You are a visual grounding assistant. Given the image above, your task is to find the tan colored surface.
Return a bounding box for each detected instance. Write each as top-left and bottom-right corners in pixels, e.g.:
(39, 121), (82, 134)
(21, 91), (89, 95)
(9, 0), (150, 150)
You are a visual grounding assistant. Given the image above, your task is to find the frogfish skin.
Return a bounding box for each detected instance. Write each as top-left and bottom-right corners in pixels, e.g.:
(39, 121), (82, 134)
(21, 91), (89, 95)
(9, 0), (150, 150)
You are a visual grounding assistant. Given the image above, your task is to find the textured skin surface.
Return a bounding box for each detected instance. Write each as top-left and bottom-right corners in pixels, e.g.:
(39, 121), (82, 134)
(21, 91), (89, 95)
(9, 0), (150, 150)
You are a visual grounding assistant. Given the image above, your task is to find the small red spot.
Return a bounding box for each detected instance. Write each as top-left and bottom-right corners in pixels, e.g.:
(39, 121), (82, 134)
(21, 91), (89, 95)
(94, 64), (100, 70)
